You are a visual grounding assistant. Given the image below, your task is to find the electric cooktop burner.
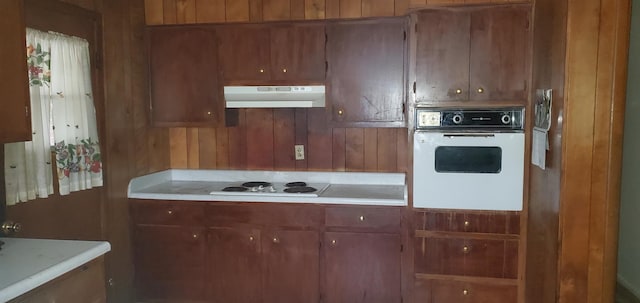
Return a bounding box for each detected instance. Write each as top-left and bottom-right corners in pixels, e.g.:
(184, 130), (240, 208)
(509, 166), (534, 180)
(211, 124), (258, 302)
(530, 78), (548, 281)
(222, 186), (248, 192)
(284, 186), (317, 193)
(242, 181), (272, 188)
(285, 182), (307, 187)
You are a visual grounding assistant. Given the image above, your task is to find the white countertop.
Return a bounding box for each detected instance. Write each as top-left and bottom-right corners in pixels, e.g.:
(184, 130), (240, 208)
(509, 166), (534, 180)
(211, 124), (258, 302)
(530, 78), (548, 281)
(128, 169), (407, 206)
(0, 238), (111, 302)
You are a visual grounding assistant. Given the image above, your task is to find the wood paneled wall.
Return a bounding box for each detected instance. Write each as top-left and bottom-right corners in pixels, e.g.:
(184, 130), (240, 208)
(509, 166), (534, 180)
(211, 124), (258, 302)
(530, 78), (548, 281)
(526, 0), (631, 303)
(143, 0), (412, 174)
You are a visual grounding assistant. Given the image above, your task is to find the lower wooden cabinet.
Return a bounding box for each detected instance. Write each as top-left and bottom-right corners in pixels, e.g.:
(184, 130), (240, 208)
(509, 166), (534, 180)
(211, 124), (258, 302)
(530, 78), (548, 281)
(10, 258), (106, 303)
(134, 225), (207, 302)
(324, 232), (402, 303)
(131, 200), (403, 303)
(414, 279), (517, 303)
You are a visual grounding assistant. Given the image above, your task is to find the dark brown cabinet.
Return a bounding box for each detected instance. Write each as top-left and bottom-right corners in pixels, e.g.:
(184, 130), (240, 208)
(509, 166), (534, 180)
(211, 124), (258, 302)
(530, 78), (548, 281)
(0, 0), (31, 143)
(326, 18), (407, 127)
(413, 210), (520, 303)
(324, 232), (401, 303)
(323, 206), (403, 303)
(415, 6), (530, 104)
(217, 23), (325, 84)
(148, 26), (221, 127)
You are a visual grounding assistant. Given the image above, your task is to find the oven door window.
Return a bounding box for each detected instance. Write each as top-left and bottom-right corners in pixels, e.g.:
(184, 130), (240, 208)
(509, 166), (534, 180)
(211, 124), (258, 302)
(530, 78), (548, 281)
(434, 146), (502, 173)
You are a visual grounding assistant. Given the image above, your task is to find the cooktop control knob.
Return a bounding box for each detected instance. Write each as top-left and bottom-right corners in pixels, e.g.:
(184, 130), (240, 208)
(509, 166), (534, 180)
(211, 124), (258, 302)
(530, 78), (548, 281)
(501, 113), (512, 125)
(452, 114), (463, 125)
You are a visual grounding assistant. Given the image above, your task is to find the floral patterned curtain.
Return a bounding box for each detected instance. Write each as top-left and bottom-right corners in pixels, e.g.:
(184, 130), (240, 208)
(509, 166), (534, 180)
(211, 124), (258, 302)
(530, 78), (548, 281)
(4, 28), (102, 204)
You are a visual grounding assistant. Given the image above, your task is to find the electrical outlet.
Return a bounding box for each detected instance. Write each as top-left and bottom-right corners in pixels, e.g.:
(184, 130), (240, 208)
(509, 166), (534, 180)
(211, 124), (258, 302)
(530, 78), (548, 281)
(294, 145), (305, 160)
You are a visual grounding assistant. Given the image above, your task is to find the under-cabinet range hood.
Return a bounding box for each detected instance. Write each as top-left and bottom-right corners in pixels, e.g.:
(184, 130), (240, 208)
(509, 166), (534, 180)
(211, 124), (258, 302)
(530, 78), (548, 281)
(224, 85), (325, 108)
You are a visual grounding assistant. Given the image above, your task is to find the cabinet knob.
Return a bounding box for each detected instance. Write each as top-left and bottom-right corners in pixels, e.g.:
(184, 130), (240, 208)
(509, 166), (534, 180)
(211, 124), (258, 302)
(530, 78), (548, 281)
(463, 246), (470, 254)
(282, 68), (287, 73)
(464, 220), (470, 228)
(331, 239), (337, 246)
(206, 111), (212, 115)
(463, 289), (469, 296)
(338, 109), (344, 116)
(192, 233), (198, 239)
(249, 236), (255, 242)
(167, 210), (173, 215)
(272, 237), (280, 244)
(455, 88), (462, 94)
(358, 215), (365, 221)
(259, 68), (265, 73)
(477, 87), (484, 93)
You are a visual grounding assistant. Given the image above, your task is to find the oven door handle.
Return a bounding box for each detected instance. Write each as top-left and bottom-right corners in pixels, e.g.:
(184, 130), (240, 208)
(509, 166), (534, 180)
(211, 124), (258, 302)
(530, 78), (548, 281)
(442, 133), (496, 138)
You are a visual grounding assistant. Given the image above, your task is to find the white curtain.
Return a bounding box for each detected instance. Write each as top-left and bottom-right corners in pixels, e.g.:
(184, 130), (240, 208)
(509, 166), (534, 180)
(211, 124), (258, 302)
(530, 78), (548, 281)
(4, 28), (103, 205)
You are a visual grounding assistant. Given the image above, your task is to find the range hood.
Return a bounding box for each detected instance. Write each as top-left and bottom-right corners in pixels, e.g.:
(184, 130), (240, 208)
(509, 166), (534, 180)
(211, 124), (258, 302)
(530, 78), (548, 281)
(224, 85), (325, 108)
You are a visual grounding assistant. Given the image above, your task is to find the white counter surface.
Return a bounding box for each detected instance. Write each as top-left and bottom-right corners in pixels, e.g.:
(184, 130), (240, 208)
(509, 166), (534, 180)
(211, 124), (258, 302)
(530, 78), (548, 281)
(0, 238), (111, 302)
(128, 169), (407, 206)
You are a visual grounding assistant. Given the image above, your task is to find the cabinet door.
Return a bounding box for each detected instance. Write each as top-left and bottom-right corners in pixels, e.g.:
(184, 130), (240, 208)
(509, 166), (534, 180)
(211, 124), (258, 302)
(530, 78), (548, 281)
(134, 225), (207, 301)
(262, 230), (320, 303)
(218, 25), (271, 83)
(149, 27), (220, 126)
(270, 23), (326, 82)
(415, 10), (470, 102)
(209, 227), (262, 303)
(0, 0), (31, 143)
(469, 6), (530, 101)
(324, 232), (402, 303)
(326, 18), (406, 126)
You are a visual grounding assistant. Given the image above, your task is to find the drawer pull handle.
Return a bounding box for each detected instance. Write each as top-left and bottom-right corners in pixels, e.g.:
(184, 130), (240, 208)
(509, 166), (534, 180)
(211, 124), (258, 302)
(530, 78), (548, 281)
(463, 246), (470, 254)
(463, 289), (469, 296)
(167, 210), (173, 215)
(359, 215), (365, 221)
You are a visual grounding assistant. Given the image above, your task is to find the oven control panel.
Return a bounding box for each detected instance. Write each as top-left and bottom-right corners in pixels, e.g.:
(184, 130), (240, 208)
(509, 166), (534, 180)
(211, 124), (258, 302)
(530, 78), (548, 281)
(415, 107), (524, 131)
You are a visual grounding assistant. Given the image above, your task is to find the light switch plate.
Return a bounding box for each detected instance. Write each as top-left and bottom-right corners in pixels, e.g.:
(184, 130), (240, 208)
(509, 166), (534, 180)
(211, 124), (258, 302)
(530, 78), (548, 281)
(294, 145), (304, 160)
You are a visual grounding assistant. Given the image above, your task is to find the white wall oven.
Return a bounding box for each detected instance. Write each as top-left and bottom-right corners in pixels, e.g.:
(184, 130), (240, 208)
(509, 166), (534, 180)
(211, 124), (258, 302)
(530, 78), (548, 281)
(413, 108), (525, 211)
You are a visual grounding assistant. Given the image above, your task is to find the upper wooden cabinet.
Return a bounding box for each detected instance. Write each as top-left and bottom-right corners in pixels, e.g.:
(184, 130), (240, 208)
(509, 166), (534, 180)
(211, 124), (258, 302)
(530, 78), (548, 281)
(148, 26), (222, 127)
(217, 23), (326, 84)
(415, 6), (530, 104)
(0, 0), (31, 143)
(326, 17), (407, 127)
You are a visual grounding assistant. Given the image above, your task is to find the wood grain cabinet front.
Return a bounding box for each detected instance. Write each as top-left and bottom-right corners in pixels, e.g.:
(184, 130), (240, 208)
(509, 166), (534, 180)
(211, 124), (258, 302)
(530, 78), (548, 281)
(326, 17), (407, 127)
(414, 5), (530, 104)
(413, 209), (520, 303)
(147, 26), (222, 127)
(217, 23), (325, 84)
(0, 0), (31, 143)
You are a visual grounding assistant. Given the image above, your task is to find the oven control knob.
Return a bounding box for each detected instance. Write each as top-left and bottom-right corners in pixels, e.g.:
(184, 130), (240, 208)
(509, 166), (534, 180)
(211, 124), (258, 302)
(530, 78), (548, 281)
(452, 114), (463, 125)
(501, 114), (512, 125)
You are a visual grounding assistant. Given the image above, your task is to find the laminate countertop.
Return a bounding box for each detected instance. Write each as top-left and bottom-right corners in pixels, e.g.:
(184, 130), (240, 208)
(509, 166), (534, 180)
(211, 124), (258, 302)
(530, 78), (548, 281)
(0, 238), (111, 302)
(128, 169), (407, 206)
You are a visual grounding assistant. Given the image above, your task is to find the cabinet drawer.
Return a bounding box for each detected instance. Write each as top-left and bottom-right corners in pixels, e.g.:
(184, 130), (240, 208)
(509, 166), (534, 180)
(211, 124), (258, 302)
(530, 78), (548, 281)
(414, 237), (518, 279)
(325, 206), (401, 231)
(414, 278), (517, 303)
(414, 210), (520, 235)
(131, 200), (205, 226)
(206, 203), (322, 227)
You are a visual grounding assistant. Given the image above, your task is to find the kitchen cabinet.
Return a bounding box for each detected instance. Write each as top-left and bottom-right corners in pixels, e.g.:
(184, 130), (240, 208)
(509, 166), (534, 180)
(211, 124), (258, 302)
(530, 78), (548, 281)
(415, 5), (530, 104)
(326, 17), (407, 127)
(323, 206), (403, 303)
(148, 26), (222, 127)
(217, 23), (325, 84)
(413, 210), (520, 302)
(131, 200), (207, 302)
(9, 258), (107, 303)
(0, 0), (31, 143)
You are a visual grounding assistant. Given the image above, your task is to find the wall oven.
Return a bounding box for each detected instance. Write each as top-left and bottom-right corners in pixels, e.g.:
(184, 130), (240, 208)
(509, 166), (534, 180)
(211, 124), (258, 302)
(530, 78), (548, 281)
(413, 107), (525, 211)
